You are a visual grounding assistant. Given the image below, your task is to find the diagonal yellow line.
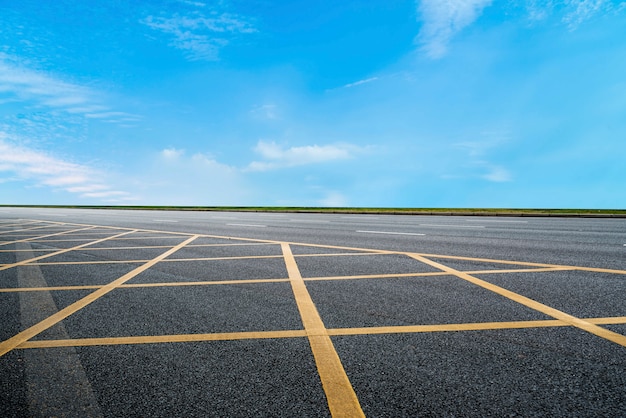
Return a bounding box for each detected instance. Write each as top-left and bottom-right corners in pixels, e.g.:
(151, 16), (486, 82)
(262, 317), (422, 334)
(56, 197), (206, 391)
(0, 226), (96, 248)
(282, 243), (364, 418)
(0, 229), (137, 271)
(416, 252), (626, 275)
(408, 253), (626, 348)
(0, 224), (59, 235)
(0, 235), (199, 357)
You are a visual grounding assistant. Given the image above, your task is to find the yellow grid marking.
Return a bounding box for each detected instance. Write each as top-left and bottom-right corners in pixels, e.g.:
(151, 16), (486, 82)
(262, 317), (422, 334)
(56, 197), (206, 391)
(0, 229), (136, 272)
(0, 224), (56, 235)
(0, 226), (97, 248)
(0, 235), (198, 357)
(2, 218), (626, 418)
(408, 253), (626, 348)
(281, 242), (365, 418)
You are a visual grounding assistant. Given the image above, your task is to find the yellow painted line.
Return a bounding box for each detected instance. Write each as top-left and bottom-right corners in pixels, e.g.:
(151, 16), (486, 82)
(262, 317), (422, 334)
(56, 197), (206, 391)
(0, 223), (55, 235)
(0, 279), (291, 293)
(0, 235), (199, 357)
(28, 260), (150, 266)
(282, 243), (364, 418)
(26, 255), (283, 266)
(329, 316), (626, 336)
(329, 320), (566, 336)
(408, 253), (626, 348)
(415, 252), (626, 275)
(14, 317), (626, 350)
(121, 278), (290, 288)
(0, 226), (96, 247)
(18, 330), (307, 349)
(162, 255), (283, 262)
(464, 267), (576, 275)
(295, 252), (385, 258)
(0, 285), (104, 293)
(78, 245), (174, 250)
(0, 229), (136, 271)
(305, 271), (450, 282)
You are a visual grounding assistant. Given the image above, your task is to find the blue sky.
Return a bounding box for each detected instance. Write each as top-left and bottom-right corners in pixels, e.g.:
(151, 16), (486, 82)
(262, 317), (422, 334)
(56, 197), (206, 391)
(1, 0), (625, 208)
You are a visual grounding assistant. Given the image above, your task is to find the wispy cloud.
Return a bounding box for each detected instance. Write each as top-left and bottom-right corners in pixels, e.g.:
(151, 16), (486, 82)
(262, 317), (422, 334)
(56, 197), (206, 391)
(0, 54), (94, 111)
(246, 141), (360, 171)
(0, 133), (133, 201)
(0, 54), (140, 124)
(142, 7), (256, 61)
(562, 0), (608, 29)
(251, 104), (279, 120)
(342, 77), (379, 89)
(416, 0), (493, 59)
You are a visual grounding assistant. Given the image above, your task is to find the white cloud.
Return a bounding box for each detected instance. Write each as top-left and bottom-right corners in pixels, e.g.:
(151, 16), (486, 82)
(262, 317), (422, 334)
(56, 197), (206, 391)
(0, 54), (140, 125)
(0, 133), (132, 201)
(416, 0), (493, 59)
(142, 10), (256, 61)
(161, 147), (186, 160)
(563, 0), (606, 29)
(342, 77), (379, 89)
(0, 54), (94, 110)
(246, 141), (358, 171)
(251, 104), (278, 120)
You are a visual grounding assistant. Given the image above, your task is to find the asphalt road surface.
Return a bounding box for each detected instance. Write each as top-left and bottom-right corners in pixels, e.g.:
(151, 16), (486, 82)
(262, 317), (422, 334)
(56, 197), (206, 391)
(1, 207), (625, 417)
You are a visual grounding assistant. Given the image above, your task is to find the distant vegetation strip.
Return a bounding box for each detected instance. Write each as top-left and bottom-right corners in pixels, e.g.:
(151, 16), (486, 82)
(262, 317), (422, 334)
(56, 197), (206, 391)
(2, 205), (625, 217)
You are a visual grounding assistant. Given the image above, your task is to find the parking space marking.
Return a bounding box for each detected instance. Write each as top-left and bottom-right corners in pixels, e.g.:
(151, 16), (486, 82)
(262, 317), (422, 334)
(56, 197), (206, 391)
(0, 230), (135, 271)
(0, 235), (198, 357)
(2, 218), (625, 417)
(282, 242), (365, 418)
(0, 226), (96, 248)
(408, 253), (626, 348)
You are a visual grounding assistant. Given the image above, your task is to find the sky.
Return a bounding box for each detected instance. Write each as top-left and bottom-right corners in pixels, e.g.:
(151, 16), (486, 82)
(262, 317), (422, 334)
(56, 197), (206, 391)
(1, 0), (625, 208)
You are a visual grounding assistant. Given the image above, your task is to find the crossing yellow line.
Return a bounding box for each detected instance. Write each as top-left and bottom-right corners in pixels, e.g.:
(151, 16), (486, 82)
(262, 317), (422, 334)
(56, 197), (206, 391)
(282, 243), (364, 418)
(0, 226), (96, 248)
(417, 252), (626, 275)
(0, 229), (136, 271)
(0, 235), (199, 357)
(0, 223), (54, 235)
(14, 316), (626, 349)
(408, 253), (626, 348)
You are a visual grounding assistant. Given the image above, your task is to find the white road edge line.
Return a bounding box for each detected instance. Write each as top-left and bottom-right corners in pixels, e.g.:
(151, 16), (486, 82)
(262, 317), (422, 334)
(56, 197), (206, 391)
(420, 224), (485, 228)
(227, 223), (267, 228)
(357, 230), (425, 236)
(152, 220), (178, 223)
(465, 220), (528, 223)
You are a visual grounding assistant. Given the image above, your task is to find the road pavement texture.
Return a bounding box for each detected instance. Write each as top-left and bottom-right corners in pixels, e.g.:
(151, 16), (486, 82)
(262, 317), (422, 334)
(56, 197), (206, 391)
(1, 209), (625, 416)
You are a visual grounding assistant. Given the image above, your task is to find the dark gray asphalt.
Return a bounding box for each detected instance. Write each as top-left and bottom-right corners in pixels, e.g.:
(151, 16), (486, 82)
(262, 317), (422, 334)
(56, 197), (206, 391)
(1, 207), (625, 417)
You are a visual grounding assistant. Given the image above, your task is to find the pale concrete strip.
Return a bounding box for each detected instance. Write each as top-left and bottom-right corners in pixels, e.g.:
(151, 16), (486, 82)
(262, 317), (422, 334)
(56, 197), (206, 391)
(17, 243), (103, 417)
(408, 253), (626, 348)
(0, 235), (198, 357)
(282, 243), (365, 418)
